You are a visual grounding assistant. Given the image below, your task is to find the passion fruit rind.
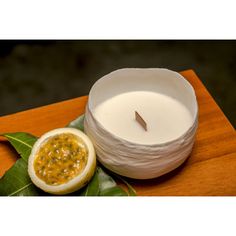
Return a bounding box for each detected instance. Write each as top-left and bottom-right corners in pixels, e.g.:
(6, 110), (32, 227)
(28, 128), (96, 195)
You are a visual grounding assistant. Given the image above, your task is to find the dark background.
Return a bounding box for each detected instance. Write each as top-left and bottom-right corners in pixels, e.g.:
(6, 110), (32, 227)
(0, 40), (235, 128)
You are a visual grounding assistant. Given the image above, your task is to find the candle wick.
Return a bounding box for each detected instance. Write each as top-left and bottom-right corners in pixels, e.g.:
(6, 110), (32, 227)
(135, 111), (147, 131)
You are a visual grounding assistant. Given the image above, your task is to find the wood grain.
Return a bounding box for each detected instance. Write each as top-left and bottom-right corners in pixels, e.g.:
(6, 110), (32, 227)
(0, 70), (235, 195)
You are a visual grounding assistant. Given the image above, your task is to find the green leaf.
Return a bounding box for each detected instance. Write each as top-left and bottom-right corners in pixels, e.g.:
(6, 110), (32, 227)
(67, 114), (85, 132)
(0, 133), (41, 196)
(0, 159), (40, 196)
(80, 170), (99, 196)
(122, 179), (136, 196)
(77, 166), (129, 196)
(112, 173), (137, 196)
(99, 186), (128, 196)
(97, 166), (116, 191)
(97, 166), (128, 196)
(2, 133), (37, 162)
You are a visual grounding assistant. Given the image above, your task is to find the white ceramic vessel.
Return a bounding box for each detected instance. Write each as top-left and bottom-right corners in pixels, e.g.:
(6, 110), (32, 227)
(84, 68), (198, 179)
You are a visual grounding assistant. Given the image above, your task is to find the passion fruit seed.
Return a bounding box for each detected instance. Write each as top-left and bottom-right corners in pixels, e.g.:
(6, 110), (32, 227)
(34, 133), (88, 186)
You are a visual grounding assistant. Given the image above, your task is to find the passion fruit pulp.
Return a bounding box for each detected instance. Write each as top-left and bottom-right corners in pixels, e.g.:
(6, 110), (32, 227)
(28, 128), (96, 195)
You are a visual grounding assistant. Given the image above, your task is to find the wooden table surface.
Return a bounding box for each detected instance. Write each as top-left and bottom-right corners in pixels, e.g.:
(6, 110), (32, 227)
(0, 69), (235, 196)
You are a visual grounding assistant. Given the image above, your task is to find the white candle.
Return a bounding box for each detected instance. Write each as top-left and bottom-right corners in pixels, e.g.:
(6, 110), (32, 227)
(84, 68), (198, 179)
(93, 91), (193, 145)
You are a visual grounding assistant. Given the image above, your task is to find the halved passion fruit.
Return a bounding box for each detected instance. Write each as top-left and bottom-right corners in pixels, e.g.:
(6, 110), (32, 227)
(28, 128), (96, 195)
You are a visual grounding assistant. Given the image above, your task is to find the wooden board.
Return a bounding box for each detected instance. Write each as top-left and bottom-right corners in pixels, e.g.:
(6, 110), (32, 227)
(0, 70), (235, 196)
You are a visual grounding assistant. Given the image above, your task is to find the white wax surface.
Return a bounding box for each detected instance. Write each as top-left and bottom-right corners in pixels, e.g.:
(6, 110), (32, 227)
(93, 91), (193, 144)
